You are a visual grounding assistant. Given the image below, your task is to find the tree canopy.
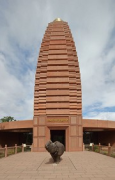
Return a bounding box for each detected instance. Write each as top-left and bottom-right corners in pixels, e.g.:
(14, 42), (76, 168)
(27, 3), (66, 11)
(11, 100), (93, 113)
(0, 116), (16, 123)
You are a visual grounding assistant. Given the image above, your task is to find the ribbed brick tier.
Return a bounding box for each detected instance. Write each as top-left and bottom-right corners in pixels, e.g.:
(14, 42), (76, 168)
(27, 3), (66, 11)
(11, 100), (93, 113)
(34, 20), (82, 116)
(33, 19), (83, 152)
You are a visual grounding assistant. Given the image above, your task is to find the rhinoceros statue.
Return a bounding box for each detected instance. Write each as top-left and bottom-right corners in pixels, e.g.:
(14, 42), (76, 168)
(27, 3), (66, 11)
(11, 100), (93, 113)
(45, 140), (65, 162)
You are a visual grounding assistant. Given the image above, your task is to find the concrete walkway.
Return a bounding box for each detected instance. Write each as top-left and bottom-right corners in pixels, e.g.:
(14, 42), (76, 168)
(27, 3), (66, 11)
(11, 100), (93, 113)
(0, 151), (115, 180)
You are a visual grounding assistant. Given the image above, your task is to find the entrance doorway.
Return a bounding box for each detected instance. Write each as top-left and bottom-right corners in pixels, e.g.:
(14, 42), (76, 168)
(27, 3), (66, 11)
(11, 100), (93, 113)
(50, 130), (65, 147)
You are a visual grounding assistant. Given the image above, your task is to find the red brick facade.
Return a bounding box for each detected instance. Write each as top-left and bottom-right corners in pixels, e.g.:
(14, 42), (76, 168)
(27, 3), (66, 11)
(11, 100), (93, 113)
(33, 19), (83, 152)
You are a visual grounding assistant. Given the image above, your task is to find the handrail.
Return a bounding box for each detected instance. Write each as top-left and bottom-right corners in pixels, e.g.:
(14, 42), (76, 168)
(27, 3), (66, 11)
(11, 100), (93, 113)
(84, 143), (115, 158)
(0, 144), (32, 159)
(7, 146), (15, 149)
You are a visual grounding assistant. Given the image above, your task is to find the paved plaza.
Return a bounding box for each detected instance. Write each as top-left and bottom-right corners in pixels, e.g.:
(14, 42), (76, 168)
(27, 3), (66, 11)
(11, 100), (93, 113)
(0, 151), (115, 180)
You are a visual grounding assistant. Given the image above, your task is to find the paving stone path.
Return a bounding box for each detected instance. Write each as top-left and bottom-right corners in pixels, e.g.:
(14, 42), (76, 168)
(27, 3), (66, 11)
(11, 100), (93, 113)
(0, 151), (115, 180)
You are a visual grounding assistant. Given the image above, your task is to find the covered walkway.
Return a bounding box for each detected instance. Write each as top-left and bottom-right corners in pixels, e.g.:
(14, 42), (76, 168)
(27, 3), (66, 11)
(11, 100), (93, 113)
(0, 151), (115, 180)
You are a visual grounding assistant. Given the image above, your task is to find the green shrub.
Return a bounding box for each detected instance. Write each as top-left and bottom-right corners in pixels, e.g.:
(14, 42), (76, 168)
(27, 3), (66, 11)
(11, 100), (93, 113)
(17, 147), (22, 153)
(111, 154), (115, 158)
(94, 145), (99, 152)
(0, 152), (5, 158)
(102, 151), (108, 155)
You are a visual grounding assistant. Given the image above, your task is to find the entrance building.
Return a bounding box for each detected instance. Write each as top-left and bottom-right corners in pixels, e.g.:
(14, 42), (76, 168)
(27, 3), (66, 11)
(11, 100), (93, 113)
(33, 18), (83, 152)
(0, 19), (115, 150)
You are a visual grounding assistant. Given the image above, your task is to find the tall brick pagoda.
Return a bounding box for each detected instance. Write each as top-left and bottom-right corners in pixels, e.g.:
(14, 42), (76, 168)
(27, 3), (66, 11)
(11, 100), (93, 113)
(33, 18), (82, 152)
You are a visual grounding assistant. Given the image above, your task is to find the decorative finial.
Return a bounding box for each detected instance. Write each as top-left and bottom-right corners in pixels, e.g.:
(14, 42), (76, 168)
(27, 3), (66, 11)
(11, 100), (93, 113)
(53, 18), (63, 22)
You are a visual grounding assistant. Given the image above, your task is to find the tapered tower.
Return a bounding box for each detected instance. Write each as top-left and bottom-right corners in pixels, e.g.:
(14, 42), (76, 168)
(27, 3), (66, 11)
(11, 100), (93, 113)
(33, 19), (82, 152)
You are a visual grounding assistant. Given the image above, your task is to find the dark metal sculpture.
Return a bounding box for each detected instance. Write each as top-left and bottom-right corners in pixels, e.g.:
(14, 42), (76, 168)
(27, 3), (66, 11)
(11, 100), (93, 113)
(45, 140), (65, 162)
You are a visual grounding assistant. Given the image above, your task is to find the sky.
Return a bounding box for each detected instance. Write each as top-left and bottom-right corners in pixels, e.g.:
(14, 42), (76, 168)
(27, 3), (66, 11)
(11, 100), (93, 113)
(0, 0), (115, 121)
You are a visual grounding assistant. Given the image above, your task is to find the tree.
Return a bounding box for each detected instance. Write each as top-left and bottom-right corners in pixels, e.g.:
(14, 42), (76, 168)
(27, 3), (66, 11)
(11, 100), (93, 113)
(0, 116), (16, 123)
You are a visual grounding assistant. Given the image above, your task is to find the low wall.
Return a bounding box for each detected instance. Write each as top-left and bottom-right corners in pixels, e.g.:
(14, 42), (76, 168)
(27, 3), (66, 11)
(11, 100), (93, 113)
(0, 120), (33, 130)
(83, 119), (115, 129)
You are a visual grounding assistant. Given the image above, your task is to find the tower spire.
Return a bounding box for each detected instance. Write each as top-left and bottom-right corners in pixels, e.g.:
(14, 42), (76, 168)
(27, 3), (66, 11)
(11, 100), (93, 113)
(53, 18), (63, 22)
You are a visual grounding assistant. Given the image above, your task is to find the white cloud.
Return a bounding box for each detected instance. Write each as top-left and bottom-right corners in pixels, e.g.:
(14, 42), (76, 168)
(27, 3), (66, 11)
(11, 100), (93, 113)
(84, 111), (115, 121)
(0, 53), (34, 119)
(0, 0), (115, 120)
